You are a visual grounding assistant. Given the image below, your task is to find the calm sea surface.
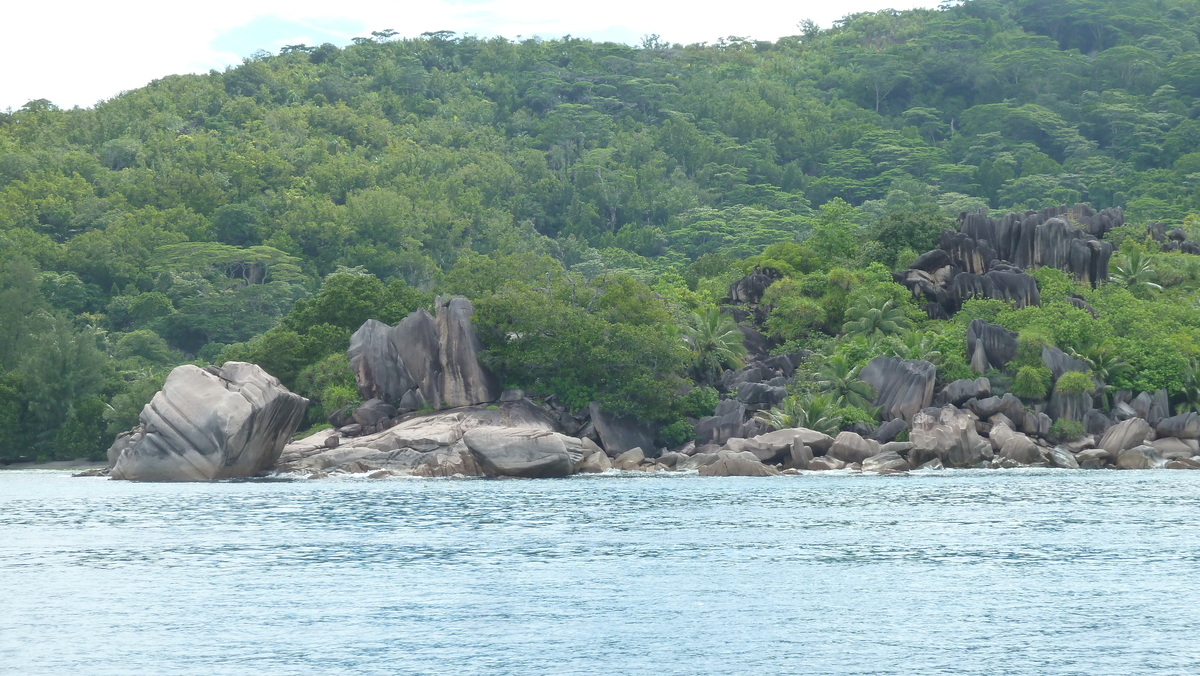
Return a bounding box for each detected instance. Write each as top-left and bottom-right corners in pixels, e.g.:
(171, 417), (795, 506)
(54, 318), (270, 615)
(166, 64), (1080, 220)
(2, 469), (1200, 675)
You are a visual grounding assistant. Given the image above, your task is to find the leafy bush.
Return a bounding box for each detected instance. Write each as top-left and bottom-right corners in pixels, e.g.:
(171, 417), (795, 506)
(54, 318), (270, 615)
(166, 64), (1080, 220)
(1055, 371), (1095, 396)
(1011, 366), (1052, 400)
(677, 387), (720, 419)
(1049, 418), (1086, 441)
(836, 405), (880, 428)
(657, 420), (694, 449)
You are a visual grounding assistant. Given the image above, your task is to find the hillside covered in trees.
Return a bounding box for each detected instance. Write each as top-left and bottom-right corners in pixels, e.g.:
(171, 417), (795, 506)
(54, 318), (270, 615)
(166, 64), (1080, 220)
(6, 0), (1200, 462)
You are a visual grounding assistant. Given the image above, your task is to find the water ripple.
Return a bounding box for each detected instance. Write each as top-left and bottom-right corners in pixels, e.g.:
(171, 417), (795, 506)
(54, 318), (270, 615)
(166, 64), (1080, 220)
(3, 470), (1200, 675)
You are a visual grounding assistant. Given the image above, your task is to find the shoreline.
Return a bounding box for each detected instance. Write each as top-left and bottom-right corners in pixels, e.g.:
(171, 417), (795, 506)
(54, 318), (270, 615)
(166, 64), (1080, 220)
(1, 460), (108, 471)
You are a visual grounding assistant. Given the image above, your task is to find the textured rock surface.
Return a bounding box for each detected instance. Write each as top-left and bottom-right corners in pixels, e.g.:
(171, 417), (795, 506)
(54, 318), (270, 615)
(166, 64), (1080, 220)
(896, 206), (1119, 319)
(110, 362), (309, 481)
(727, 268), (781, 305)
(936, 378), (991, 407)
(827, 431), (881, 465)
(348, 296), (499, 412)
(999, 434), (1042, 465)
(909, 406), (993, 468)
(695, 399), (746, 446)
(1049, 446), (1080, 469)
(463, 427), (577, 478)
(861, 451), (909, 473)
(869, 418), (909, 443)
(590, 403), (656, 456)
(698, 450), (779, 477)
(1155, 413), (1200, 439)
(860, 356), (937, 422)
(1116, 445), (1166, 470)
(277, 400), (559, 477)
(435, 296), (502, 408)
(966, 320), (1019, 374)
(613, 447), (646, 470)
(1042, 346), (1089, 380)
(1098, 418), (1153, 455)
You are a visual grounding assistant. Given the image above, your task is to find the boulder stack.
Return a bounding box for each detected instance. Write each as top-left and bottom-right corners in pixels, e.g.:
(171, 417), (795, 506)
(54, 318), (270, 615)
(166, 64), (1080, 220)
(348, 296), (500, 413)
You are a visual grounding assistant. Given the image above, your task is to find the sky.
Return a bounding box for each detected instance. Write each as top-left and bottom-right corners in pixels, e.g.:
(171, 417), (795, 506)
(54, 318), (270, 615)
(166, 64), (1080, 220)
(1, 0), (942, 112)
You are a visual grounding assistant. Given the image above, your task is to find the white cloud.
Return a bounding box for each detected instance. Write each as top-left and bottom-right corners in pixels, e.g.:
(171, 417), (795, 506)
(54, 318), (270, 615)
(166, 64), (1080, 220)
(1, 0), (939, 111)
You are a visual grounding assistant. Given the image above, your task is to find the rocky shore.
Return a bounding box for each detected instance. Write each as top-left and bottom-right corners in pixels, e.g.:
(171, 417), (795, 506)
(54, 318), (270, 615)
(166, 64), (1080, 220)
(95, 204), (1200, 481)
(98, 277), (1200, 481)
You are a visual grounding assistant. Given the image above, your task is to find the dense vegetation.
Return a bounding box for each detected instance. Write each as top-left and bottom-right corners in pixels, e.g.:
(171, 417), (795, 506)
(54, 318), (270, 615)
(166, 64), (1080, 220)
(6, 0), (1200, 462)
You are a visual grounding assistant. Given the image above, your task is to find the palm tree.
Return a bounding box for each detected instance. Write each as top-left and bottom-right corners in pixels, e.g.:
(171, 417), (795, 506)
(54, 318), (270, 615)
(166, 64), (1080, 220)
(815, 354), (876, 409)
(1110, 250), (1163, 298)
(886, 330), (943, 365)
(1177, 359), (1200, 414)
(1067, 341), (1130, 411)
(756, 393), (842, 435)
(841, 296), (911, 340)
(682, 307), (747, 385)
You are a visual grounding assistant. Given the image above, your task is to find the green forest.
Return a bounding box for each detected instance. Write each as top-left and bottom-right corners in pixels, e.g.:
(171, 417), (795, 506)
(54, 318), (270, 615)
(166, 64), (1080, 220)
(6, 0), (1200, 462)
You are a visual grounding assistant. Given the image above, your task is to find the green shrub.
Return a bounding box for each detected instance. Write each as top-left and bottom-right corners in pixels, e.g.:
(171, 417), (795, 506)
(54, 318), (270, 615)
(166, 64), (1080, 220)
(657, 420), (694, 449)
(1054, 371), (1095, 396)
(1011, 366), (1052, 400)
(677, 386), (720, 418)
(1049, 418), (1086, 441)
(837, 405), (880, 428)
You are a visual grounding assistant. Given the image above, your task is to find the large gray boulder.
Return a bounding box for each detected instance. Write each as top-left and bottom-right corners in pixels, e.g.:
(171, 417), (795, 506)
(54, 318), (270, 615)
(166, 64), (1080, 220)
(463, 427), (577, 478)
(909, 406), (993, 468)
(348, 296), (500, 412)
(734, 427), (835, 457)
(1049, 446), (1080, 469)
(861, 451), (908, 473)
(966, 320), (1019, 374)
(1156, 413), (1200, 440)
(1116, 445), (1166, 470)
(967, 393), (1024, 422)
(436, 296), (502, 408)
(827, 431), (881, 464)
(724, 427), (833, 463)
(897, 206), (1120, 320)
(999, 434), (1042, 465)
(936, 378), (991, 408)
(1098, 417), (1153, 455)
(698, 450), (779, 477)
(590, 403), (656, 456)
(695, 399), (746, 446)
(110, 362), (308, 481)
(1128, 390), (1170, 426)
(1048, 388), (1092, 423)
(860, 356), (936, 422)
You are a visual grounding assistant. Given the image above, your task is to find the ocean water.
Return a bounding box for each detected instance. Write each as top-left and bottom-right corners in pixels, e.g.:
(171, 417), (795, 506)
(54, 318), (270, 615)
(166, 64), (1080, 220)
(2, 469), (1200, 675)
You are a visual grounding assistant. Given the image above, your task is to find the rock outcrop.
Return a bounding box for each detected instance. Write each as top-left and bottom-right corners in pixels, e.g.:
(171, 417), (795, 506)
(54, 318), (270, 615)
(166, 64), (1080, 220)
(463, 427), (579, 478)
(966, 320), (1019, 373)
(348, 296), (500, 413)
(909, 405), (993, 468)
(110, 362), (308, 481)
(589, 403), (656, 456)
(278, 399), (561, 477)
(860, 356), (937, 422)
(1156, 413), (1200, 439)
(896, 205), (1121, 318)
(698, 450), (780, 477)
(1098, 417), (1153, 455)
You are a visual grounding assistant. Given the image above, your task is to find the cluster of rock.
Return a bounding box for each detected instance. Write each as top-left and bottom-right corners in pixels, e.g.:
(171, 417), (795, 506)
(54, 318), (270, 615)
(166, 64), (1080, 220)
(104, 295), (668, 481)
(895, 204), (1122, 318)
(1148, 222), (1200, 255)
(348, 296), (500, 413)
